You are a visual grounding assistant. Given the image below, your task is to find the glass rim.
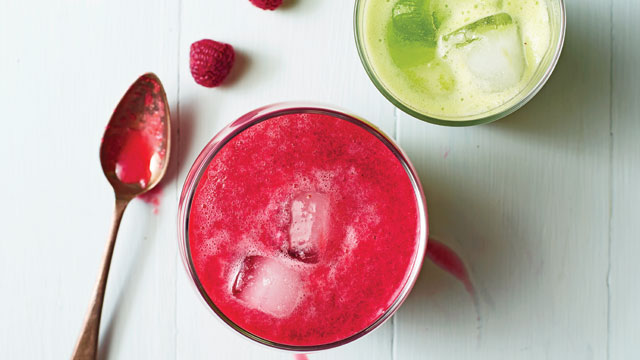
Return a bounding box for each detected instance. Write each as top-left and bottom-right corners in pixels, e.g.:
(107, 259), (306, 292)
(177, 102), (429, 352)
(353, 0), (567, 127)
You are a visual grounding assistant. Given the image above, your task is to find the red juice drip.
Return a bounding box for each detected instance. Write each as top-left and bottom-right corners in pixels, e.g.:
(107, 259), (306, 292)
(188, 113), (420, 346)
(426, 238), (483, 339)
(294, 354), (309, 360)
(426, 238), (474, 296)
(139, 186), (162, 214)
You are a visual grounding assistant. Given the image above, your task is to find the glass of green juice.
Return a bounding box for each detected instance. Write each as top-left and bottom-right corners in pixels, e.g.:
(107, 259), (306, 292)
(355, 0), (566, 126)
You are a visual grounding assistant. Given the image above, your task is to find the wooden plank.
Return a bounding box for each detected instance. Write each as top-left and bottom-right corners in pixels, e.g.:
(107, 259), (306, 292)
(0, 0), (179, 358)
(610, 0), (640, 358)
(175, 1), (395, 359)
(394, 0), (612, 358)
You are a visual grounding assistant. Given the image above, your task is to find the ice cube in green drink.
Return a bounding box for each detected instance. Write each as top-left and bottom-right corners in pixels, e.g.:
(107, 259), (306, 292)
(387, 0), (450, 68)
(386, 24), (436, 68)
(391, 0), (436, 42)
(443, 12), (514, 48)
(444, 13), (526, 92)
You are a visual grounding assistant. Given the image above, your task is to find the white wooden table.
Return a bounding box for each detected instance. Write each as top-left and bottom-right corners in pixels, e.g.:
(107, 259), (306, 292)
(1, 0), (638, 358)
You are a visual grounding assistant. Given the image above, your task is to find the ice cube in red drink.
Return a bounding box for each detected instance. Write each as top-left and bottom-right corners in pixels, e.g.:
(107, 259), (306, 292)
(287, 192), (330, 263)
(232, 256), (302, 318)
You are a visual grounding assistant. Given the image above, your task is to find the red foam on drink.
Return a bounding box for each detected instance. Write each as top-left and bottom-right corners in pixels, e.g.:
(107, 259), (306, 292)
(188, 113), (420, 346)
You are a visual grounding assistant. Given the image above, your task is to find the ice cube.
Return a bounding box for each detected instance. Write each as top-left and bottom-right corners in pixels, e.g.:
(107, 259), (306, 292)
(287, 192), (330, 263)
(442, 13), (525, 92)
(387, 24), (437, 69)
(464, 24), (525, 92)
(443, 13), (514, 46)
(232, 256), (301, 318)
(387, 0), (452, 69)
(391, 0), (437, 43)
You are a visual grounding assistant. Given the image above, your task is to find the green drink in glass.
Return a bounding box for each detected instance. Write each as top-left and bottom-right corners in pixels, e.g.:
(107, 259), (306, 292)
(355, 0), (566, 126)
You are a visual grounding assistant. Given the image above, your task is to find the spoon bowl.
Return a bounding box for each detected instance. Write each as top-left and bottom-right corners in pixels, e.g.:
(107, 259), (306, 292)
(100, 72), (171, 199)
(72, 73), (170, 360)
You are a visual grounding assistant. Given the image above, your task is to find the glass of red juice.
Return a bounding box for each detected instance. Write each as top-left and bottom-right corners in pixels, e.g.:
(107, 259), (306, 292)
(178, 103), (428, 351)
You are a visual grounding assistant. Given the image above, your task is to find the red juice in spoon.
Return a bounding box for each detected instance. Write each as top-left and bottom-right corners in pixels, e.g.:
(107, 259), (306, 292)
(182, 106), (427, 348)
(101, 77), (167, 189)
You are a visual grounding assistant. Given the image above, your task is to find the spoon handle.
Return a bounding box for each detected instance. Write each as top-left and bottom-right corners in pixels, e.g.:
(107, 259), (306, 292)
(71, 197), (130, 360)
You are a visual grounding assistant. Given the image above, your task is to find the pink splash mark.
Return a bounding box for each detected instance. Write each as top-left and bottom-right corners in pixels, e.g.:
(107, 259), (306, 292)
(138, 185), (162, 214)
(426, 238), (474, 296)
(427, 238), (483, 341)
(294, 355), (309, 360)
(444, 149), (449, 159)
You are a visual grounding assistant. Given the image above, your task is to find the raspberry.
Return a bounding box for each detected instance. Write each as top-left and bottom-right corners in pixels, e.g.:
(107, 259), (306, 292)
(190, 39), (235, 88)
(249, 0), (282, 10)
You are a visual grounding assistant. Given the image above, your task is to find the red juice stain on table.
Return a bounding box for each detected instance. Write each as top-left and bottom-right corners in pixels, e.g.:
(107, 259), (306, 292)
(101, 76), (167, 190)
(138, 185), (162, 214)
(188, 113), (421, 346)
(426, 238), (474, 296)
(426, 238), (483, 336)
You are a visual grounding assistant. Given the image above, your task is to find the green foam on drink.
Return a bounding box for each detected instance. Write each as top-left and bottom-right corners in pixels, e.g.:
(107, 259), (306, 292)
(405, 59), (456, 95)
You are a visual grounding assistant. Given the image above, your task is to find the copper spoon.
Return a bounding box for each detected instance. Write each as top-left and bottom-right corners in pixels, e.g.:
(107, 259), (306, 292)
(71, 73), (171, 360)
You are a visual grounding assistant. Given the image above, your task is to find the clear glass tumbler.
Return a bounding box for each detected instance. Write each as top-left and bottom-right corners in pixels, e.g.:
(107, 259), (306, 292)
(178, 103), (429, 351)
(354, 0), (567, 126)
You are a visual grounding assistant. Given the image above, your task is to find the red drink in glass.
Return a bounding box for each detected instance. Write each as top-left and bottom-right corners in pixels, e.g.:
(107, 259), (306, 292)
(178, 104), (427, 351)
